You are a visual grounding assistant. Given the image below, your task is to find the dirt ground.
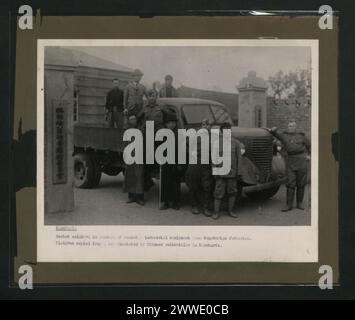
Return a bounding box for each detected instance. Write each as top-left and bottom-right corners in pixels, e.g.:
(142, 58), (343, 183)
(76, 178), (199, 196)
(45, 173), (312, 226)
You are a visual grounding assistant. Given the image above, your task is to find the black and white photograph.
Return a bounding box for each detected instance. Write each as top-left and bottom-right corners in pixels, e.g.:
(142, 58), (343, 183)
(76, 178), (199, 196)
(37, 39), (318, 262)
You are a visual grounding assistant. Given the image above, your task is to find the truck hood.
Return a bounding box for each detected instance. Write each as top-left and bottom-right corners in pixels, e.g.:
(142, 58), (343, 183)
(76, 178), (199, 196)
(231, 127), (272, 138)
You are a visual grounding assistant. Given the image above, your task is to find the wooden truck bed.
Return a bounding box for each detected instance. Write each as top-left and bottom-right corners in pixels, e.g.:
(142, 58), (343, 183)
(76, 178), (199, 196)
(74, 125), (125, 152)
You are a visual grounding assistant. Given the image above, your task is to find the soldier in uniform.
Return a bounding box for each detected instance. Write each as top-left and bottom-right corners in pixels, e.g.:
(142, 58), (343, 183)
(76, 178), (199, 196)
(139, 89), (164, 131)
(212, 123), (243, 220)
(267, 120), (311, 212)
(105, 78), (124, 128)
(159, 111), (181, 210)
(159, 74), (179, 98)
(138, 89), (165, 191)
(123, 115), (145, 206)
(185, 119), (214, 217)
(124, 69), (147, 120)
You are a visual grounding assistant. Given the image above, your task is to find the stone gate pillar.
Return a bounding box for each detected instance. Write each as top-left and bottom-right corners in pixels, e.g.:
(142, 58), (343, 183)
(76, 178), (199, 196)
(237, 71), (268, 128)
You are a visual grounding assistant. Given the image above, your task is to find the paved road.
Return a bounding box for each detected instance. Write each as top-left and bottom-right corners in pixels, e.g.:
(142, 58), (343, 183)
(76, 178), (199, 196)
(45, 174), (311, 226)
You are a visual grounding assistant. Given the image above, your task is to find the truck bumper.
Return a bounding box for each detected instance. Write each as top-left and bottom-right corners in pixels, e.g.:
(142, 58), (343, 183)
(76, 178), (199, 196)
(242, 177), (287, 193)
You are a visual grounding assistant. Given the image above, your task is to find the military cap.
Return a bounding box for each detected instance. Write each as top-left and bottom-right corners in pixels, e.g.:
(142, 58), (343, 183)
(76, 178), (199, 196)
(163, 110), (177, 123)
(147, 89), (157, 96)
(220, 122), (232, 130)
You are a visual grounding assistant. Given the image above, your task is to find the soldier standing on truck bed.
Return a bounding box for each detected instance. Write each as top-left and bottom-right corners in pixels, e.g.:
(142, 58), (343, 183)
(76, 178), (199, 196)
(267, 120), (311, 212)
(159, 74), (179, 98)
(138, 89), (165, 191)
(124, 69), (147, 121)
(105, 78), (124, 128)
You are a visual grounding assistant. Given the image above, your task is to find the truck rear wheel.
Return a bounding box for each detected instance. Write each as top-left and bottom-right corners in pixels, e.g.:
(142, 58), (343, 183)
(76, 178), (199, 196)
(245, 186), (280, 201)
(91, 158), (102, 188)
(74, 153), (96, 189)
(102, 167), (122, 176)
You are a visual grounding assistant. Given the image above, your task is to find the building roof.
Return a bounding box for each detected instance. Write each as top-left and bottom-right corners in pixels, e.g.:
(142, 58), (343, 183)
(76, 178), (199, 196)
(44, 47), (134, 73)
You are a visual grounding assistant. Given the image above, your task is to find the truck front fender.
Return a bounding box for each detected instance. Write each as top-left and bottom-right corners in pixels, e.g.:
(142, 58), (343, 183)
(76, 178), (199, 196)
(238, 156), (260, 185)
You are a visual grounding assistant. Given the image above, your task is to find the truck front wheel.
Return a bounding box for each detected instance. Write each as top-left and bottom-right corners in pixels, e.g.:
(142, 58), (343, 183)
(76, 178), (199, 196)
(245, 186), (280, 201)
(74, 153), (96, 189)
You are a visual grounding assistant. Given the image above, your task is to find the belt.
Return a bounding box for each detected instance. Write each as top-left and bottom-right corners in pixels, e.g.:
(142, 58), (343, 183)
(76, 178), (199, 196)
(287, 151), (305, 156)
(111, 106), (124, 112)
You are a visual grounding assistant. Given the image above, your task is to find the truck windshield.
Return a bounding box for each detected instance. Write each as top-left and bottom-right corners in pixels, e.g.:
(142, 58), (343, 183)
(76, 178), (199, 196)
(182, 104), (215, 124)
(182, 104), (233, 125)
(211, 105), (233, 125)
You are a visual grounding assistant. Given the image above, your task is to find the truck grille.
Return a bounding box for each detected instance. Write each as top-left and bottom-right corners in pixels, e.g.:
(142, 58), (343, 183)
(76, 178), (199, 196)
(244, 137), (273, 181)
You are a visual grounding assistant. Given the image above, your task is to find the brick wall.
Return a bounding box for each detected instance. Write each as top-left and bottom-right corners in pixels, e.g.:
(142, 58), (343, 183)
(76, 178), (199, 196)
(266, 97), (312, 138)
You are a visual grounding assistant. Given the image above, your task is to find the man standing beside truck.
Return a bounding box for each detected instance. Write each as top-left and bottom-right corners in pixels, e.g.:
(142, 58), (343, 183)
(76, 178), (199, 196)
(105, 78), (124, 128)
(185, 118), (214, 217)
(212, 123), (243, 220)
(139, 89), (164, 131)
(267, 120), (311, 212)
(124, 115), (145, 206)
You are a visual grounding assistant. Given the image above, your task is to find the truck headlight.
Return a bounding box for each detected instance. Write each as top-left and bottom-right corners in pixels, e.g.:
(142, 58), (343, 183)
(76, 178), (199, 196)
(240, 147), (246, 156)
(277, 145), (282, 152)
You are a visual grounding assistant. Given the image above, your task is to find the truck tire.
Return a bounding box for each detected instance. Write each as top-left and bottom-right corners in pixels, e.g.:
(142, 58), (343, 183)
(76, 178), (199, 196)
(245, 186), (280, 201)
(102, 167), (122, 176)
(74, 153), (95, 189)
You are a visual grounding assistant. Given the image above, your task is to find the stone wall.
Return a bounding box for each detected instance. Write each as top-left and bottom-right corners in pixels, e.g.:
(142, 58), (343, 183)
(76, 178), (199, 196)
(266, 97), (312, 138)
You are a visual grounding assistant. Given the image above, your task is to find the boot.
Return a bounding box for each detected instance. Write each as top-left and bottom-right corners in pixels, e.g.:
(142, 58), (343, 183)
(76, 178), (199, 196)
(160, 202), (170, 210)
(172, 202), (180, 210)
(126, 193), (136, 204)
(136, 194), (146, 206)
(212, 200), (222, 220)
(202, 206), (213, 217)
(282, 188), (295, 212)
(296, 187), (305, 210)
(191, 206), (200, 215)
(228, 196), (238, 219)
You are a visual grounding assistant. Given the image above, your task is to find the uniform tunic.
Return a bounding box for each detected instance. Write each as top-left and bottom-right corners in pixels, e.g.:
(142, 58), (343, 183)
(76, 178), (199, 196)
(185, 130), (213, 207)
(139, 103), (165, 132)
(105, 87), (124, 128)
(271, 129), (311, 188)
(124, 82), (147, 117)
(123, 125), (145, 195)
(106, 87), (124, 112)
(212, 135), (243, 200)
(159, 85), (179, 98)
(160, 129), (181, 205)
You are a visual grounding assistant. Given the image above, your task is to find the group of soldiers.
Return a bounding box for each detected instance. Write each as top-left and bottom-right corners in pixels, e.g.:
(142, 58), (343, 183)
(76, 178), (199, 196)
(105, 69), (243, 219)
(105, 69), (311, 218)
(105, 69), (178, 129)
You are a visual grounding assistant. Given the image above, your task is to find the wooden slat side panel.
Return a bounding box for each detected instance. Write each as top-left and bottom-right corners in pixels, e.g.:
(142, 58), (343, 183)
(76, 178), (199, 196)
(76, 86), (109, 97)
(74, 126), (125, 152)
(79, 105), (106, 115)
(79, 95), (105, 106)
(78, 114), (106, 125)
